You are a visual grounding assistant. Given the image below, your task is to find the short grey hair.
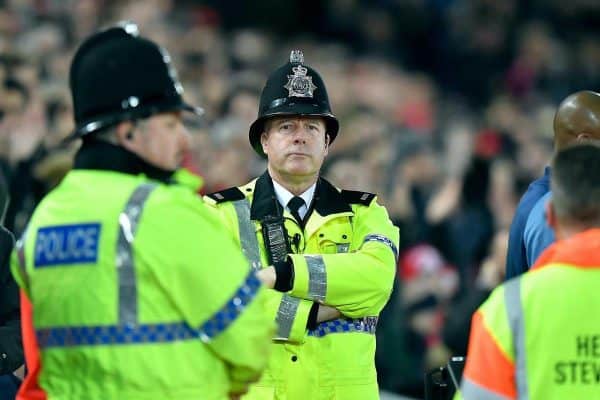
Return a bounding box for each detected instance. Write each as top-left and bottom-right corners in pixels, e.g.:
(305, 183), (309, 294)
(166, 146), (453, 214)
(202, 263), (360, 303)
(551, 144), (600, 227)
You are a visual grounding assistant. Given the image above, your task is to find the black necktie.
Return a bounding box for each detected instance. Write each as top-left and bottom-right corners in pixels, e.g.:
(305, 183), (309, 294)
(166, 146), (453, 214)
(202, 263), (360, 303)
(287, 196), (305, 225)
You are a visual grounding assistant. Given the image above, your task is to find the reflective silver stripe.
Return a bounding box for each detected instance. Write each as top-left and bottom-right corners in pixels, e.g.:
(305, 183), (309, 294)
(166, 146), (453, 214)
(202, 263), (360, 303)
(505, 278), (528, 400)
(232, 199), (262, 271)
(117, 183), (157, 326)
(362, 234), (398, 261)
(274, 294), (301, 340)
(305, 255), (326, 302)
(36, 270), (262, 348)
(15, 230), (29, 290)
(461, 377), (512, 400)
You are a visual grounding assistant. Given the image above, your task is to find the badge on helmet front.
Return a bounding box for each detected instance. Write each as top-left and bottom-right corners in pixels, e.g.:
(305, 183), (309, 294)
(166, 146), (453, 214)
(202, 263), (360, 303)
(284, 50), (317, 98)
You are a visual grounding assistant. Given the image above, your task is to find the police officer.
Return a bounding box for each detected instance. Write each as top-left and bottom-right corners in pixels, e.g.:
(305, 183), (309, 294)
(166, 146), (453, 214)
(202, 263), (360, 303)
(10, 23), (272, 400)
(205, 51), (399, 400)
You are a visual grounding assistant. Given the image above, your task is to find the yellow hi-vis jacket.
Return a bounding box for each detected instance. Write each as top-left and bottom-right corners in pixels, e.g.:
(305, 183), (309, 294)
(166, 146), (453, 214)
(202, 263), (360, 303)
(11, 169), (273, 400)
(205, 172), (399, 400)
(458, 228), (600, 400)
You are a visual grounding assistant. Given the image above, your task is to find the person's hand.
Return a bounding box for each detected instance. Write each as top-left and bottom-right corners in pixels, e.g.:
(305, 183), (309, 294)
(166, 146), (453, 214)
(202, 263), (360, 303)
(476, 256), (506, 290)
(229, 393), (245, 400)
(256, 266), (276, 289)
(316, 304), (341, 323)
(425, 178), (462, 223)
(229, 388), (248, 400)
(476, 230), (508, 290)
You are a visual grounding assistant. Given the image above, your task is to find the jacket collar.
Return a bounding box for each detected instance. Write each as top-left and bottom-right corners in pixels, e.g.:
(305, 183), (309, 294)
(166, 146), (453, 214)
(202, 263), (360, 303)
(250, 171), (282, 221)
(74, 139), (175, 184)
(250, 171), (352, 221)
(531, 228), (600, 271)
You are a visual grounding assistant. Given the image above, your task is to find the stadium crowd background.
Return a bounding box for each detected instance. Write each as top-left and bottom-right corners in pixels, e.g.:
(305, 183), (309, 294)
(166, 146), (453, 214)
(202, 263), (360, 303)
(0, 0), (599, 398)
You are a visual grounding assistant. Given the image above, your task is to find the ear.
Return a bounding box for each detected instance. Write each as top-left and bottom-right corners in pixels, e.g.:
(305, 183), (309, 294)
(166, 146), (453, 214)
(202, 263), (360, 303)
(546, 200), (557, 231)
(324, 133), (330, 156)
(260, 132), (269, 156)
(115, 120), (139, 153)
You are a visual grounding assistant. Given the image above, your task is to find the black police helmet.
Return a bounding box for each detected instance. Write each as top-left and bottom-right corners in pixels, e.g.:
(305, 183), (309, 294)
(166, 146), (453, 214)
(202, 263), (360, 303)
(249, 50), (339, 157)
(69, 22), (202, 138)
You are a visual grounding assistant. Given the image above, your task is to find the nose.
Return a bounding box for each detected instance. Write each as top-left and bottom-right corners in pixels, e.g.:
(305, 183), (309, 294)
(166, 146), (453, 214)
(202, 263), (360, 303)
(293, 125), (309, 144)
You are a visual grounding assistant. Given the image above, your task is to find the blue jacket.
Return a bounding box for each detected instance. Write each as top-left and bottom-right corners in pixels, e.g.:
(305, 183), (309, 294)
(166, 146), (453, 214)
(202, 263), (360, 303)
(505, 167), (551, 279)
(523, 191), (555, 266)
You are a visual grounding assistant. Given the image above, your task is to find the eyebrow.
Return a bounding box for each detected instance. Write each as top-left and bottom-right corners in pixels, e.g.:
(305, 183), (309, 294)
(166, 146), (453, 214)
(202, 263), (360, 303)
(274, 118), (323, 127)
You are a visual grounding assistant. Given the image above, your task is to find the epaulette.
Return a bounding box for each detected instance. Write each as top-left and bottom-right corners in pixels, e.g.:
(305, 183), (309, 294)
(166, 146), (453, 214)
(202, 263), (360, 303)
(206, 187), (245, 203)
(340, 190), (376, 206)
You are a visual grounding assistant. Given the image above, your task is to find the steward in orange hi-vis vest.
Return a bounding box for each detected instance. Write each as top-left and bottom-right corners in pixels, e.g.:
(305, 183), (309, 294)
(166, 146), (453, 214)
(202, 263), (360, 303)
(459, 144), (600, 400)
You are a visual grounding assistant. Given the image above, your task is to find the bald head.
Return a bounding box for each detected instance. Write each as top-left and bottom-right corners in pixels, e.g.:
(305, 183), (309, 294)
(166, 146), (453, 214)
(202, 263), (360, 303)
(553, 91), (600, 151)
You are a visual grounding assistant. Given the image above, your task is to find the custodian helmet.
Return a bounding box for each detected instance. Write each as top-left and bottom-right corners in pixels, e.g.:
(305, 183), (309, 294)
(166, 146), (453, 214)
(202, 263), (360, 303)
(69, 22), (202, 138)
(249, 50), (339, 157)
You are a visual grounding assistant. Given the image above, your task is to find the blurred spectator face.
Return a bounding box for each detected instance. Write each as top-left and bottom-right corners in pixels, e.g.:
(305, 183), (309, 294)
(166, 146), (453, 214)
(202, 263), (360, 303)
(332, 111), (384, 156)
(116, 0), (171, 31)
(401, 150), (439, 187)
(126, 112), (191, 171)
(363, 138), (393, 171)
(2, 85), (27, 116)
(518, 23), (554, 69)
(350, 60), (404, 115)
(17, 23), (65, 61)
(260, 116), (328, 180)
(204, 146), (254, 190)
(396, 76), (436, 134)
(485, 96), (521, 135)
(201, 72), (228, 120)
(517, 138), (552, 178)
(13, 64), (38, 89)
(231, 30), (271, 68)
(326, 159), (372, 191)
(313, 60), (351, 116)
(229, 91), (258, 124)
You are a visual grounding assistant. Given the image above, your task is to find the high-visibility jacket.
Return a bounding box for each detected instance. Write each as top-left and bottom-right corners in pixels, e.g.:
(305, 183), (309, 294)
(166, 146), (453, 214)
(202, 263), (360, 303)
(459, 228), (600, 400)
(205, 172), (399, 400)
(11, 169), (273, 400)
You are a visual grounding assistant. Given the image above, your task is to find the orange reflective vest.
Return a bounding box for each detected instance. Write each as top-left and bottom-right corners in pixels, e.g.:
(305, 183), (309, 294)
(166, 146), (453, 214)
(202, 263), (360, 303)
(17, 291), (46, 400)
(460, 229), (600, 400)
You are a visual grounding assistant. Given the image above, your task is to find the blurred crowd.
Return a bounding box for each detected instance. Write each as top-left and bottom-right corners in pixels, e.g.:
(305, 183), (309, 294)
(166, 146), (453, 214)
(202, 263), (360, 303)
(0, 0), (599, 398)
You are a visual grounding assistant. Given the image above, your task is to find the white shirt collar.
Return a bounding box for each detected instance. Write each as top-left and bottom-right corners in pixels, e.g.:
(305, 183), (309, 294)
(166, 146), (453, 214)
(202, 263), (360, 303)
(272, 179), (316, 220)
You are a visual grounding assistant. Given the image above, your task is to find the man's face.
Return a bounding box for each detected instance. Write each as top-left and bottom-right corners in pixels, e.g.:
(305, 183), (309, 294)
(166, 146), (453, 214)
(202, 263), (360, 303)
(133, 111), (191, 171)
(260, 116), (329, 181)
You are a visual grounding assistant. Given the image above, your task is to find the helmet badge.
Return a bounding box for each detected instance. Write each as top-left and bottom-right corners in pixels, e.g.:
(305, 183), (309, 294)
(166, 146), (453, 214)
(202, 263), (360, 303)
(284, 50), (317, 98)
